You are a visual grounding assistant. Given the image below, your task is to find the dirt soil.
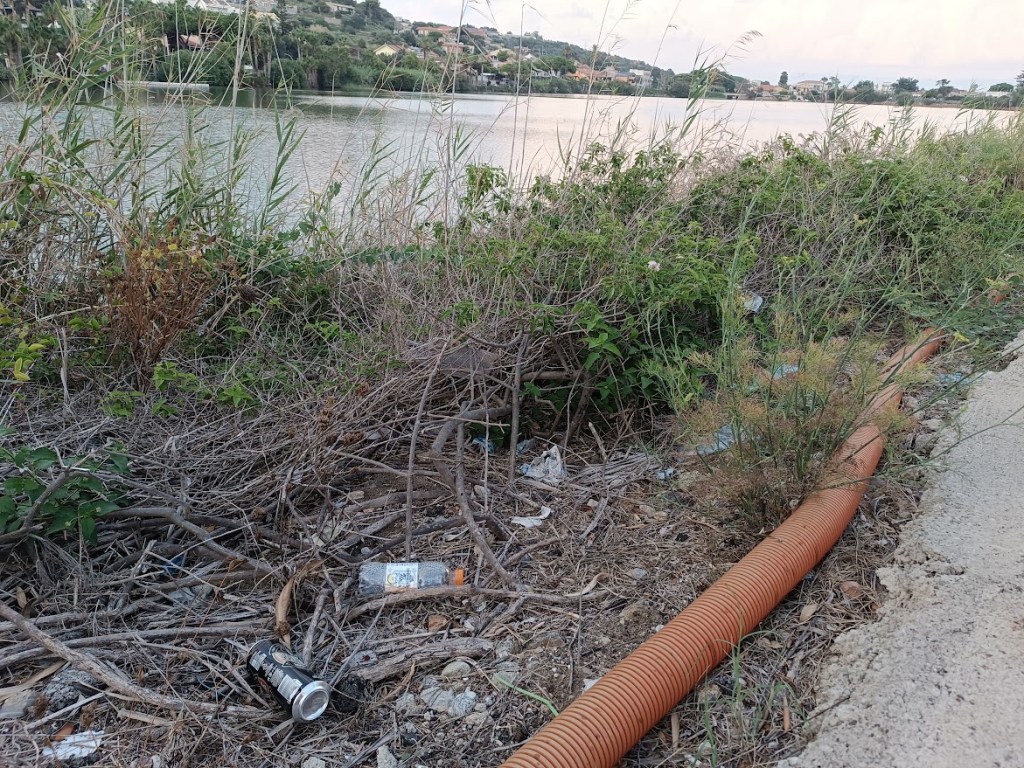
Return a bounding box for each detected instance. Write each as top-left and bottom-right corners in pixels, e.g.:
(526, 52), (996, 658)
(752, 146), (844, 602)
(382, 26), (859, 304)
(780, 332), (1024, 768)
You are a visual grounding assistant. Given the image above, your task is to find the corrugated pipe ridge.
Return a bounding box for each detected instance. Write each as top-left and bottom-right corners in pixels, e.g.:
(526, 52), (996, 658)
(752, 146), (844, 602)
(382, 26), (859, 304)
(501, 332), (942, 768)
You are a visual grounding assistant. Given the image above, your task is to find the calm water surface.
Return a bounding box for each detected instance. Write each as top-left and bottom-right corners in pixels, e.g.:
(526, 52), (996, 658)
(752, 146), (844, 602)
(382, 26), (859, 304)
(0, 91), (1005, 214)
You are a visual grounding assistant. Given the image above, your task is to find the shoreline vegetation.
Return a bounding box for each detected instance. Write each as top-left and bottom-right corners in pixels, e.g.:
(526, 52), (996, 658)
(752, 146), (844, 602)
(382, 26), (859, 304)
(2, 0), (1024, 766)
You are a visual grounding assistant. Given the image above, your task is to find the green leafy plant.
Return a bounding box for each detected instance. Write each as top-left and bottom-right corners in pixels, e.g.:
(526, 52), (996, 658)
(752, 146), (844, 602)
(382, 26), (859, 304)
(0, 439), (129, 544)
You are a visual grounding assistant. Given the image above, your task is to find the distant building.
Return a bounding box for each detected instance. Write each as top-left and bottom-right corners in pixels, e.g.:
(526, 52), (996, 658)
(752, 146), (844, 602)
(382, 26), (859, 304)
(629, 69), (653, 87)
(878, 82), (894, 94)
(441, 40), (466, 55)
(416, 24), (454, 36)
(373, 43), (404, 57)
(755, 83), (785, 97)
(793, 79), (824, 96)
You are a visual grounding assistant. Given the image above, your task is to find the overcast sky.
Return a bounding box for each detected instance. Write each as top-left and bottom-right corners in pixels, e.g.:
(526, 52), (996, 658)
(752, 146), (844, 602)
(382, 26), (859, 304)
(382, 0), (1023, 89)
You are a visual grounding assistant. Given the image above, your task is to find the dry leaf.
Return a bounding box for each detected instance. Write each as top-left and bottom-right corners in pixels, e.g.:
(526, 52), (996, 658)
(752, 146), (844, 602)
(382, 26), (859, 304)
(798, 602), (820, 623)
(16, 587), (28, 610)
(426, 614), (448, 633)
(274, 559), (321, 645)
(839, 581), (864, 599)
(51, 722), (74, 742)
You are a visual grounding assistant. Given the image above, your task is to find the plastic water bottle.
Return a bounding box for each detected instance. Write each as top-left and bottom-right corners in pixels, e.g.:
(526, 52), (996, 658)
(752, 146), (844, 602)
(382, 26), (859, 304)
(357, 562), (466, 597)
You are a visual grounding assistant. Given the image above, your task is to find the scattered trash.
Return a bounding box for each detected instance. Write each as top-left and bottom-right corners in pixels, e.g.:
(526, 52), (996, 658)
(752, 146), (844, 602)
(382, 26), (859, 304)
(358, 562), (466, 597)
(772, 363), (800, 379)
(628, 568), (649, 581)
(515, 437), (537, 455)
(161, 552), (185, 577)
(936, 372), (965, 386)
(449, 688), (478, 717)
(420, 686), (454, 714)
(582, 678), (601, 691)
(41, 730), (104, 762)
(310, 522), (346, 548)
(696, 425), (739, 456)
(302, 758), (327, 768)
(0, 688), (38, 720)
(655, 467), (676, 481)
(742, 293), (765, 313)
(510, 506), (553, 529)
(519, 445), (566, 483)
(246, 640), (332, 722)
(470, 436), (496, 454)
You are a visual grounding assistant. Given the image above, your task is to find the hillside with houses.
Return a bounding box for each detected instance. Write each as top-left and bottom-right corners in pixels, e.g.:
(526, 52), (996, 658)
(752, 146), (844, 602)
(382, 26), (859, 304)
(1, 0), (1021, 107)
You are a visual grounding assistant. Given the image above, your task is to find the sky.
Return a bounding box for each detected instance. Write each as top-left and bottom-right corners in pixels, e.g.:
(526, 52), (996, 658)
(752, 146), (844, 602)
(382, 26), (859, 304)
(381, 0), (1024, 90)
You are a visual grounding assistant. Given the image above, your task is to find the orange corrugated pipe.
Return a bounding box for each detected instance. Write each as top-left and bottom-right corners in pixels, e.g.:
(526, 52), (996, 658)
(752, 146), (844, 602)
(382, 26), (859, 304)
(501, 331), (943, 768)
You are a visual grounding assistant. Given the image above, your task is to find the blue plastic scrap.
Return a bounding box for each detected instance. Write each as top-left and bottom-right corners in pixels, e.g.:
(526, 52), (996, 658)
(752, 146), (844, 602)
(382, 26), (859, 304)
(696, 425), (739, 456)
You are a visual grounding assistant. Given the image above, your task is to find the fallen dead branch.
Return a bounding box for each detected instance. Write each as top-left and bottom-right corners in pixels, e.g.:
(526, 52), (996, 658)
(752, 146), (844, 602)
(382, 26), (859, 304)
(0, 601), (265, 718)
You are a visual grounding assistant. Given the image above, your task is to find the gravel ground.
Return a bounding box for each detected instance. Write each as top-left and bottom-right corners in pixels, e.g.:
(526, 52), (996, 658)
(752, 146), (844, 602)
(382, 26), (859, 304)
(780, 332), (1024, 768)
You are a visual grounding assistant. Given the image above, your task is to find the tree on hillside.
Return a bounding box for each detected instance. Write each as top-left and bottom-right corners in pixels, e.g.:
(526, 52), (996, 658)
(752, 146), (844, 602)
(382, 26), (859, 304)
(1017, 70), (1024, 88)
(933, 78), (953, 98)
(778, 70), (788, 86)
(893, 77), (919, 93)
(542, 55), (575, 74)
(989, 82), (1014, 91)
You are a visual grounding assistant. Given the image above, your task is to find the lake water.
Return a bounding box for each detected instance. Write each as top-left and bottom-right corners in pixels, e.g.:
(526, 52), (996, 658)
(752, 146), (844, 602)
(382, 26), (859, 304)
(1, 90), (1007, 217)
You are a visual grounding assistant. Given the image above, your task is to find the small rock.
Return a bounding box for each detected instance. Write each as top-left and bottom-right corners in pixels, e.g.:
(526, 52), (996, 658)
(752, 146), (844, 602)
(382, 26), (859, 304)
(420, 687), (454, 714)
(638, 504), (656, 516)
(618, 601), (653, 625)
(376, 745), (399, 768)
(698, 683), (721, 705)
(464, 711), (492, 727)
(494, 638), (517, 659)
(628, 568), (649, 581)
(449, 689), (477, 717)
(395, 692), (421, 716)
(921, 418), (944, 432)
(302, 758), (327, 768)
(441, 660), (472, 679)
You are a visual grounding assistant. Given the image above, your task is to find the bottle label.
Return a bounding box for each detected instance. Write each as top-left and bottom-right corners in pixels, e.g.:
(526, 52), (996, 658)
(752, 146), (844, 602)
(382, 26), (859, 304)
(384, 563), (419, 592)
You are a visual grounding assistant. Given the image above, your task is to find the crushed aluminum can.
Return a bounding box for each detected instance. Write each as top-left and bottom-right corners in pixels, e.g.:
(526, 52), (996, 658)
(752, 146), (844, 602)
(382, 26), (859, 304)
(247, 640), (332, 722)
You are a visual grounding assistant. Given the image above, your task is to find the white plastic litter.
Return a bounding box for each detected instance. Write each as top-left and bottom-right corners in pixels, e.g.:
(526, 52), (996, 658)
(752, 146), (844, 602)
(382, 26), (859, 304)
(510, 506), (553, 529)
(42, 730), (104, 761)
(742, 293), (765, 313)
(519, 446), (566, 483)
